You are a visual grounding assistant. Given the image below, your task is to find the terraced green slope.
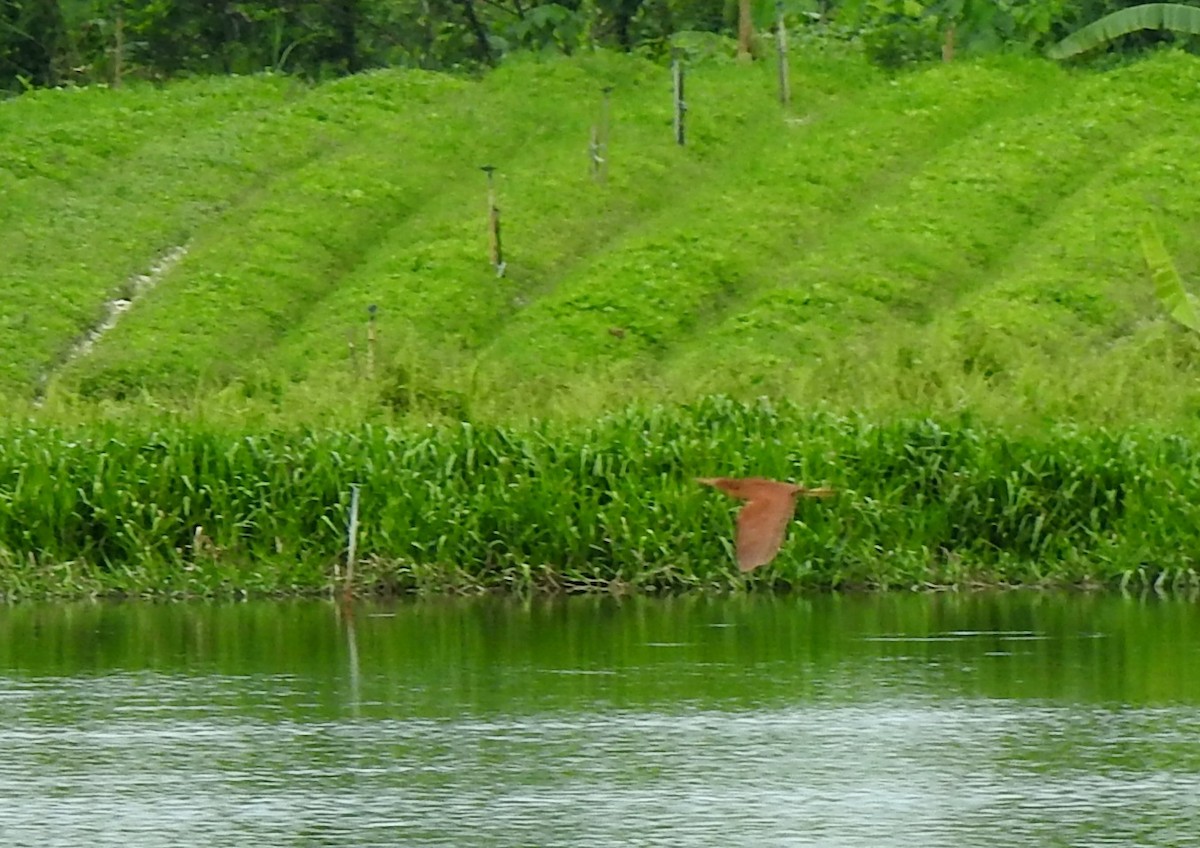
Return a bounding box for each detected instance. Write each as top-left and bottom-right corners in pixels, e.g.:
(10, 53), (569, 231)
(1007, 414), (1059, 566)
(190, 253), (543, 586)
(5, 48), (1200, 425)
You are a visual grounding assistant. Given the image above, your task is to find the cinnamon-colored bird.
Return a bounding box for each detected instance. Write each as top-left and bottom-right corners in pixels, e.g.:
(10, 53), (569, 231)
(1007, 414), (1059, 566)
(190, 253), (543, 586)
(698, 477), (835, 571)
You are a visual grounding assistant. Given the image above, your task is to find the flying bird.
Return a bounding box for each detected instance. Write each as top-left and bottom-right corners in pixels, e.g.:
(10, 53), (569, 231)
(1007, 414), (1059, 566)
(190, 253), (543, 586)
(698, 477), (835, 571)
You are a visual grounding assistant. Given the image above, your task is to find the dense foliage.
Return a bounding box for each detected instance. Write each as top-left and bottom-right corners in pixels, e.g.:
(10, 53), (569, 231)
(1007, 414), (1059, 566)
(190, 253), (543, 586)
(2, 398), (1199, 598)
(3, 0), (1197, 92)
(6, 11), (1200, 599)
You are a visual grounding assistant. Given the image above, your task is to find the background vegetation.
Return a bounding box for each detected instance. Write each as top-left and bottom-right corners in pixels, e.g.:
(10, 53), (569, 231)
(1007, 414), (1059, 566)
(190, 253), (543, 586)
(5, 0), (1200, 93)
(5, 3), (1200, 596)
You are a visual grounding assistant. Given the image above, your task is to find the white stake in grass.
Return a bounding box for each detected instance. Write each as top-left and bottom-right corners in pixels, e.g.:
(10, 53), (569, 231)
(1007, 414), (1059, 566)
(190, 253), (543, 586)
(776, 0), (791, 106)
(344, 483), (361, 597)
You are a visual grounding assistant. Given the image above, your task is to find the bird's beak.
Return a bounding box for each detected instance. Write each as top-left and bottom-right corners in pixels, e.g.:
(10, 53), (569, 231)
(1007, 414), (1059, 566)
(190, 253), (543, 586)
(800, 487), (836, 498)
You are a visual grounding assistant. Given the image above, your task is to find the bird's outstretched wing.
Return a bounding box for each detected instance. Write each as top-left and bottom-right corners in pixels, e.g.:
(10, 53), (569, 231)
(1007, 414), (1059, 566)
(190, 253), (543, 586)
(734, 490), (797, 571)
(698, 476), (834, 571)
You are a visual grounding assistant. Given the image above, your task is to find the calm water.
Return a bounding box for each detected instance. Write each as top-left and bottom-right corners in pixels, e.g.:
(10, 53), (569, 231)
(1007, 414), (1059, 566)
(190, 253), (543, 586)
(2, 593), (1199, 847)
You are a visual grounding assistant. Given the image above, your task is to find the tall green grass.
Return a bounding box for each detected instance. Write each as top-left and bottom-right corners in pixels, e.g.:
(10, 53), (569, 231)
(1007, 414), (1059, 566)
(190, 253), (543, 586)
(3, 397), (1198, 599)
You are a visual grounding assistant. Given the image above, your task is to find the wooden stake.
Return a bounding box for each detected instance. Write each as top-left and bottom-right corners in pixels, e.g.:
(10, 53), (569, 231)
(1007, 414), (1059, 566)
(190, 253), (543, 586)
(737, 0), (754, 60)
(672, 58), (686, 146)
(493, 205), (504, 278)
(589, 125), (600, 180)
(366, 304), (377, 378)
(481, 165), (505, 276)
(942, 24), (955, 62)
(113, 2), (124, 88)
(596, 85), (613, 183)
(776, 0), (791, 106)
(343, 483), (361, 598)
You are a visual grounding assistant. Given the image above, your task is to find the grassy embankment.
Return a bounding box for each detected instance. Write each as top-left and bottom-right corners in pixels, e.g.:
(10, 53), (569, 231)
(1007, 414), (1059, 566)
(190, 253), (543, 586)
(3, 398), (1200, 600)
(3, 46), (1200, 423)
(4, 46), (1200, 596)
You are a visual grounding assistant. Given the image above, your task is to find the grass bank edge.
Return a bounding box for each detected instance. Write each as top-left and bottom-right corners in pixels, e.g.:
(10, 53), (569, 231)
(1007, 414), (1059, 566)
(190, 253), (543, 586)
(2, 398), (1199, 599)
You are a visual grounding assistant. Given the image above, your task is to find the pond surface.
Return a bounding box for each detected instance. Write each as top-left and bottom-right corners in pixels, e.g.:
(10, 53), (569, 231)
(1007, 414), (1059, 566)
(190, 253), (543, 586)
(1, 593), (1199, 847)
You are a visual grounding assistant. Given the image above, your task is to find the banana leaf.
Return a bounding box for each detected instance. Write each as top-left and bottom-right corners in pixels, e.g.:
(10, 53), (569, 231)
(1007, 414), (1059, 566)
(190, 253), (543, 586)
(1048, 3), (1200, 60)
(1140, 222), (1200, 334)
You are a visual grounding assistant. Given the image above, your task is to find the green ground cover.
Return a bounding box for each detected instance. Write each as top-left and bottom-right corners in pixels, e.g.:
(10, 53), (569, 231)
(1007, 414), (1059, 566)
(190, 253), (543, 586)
(0, 47), (1196, 424)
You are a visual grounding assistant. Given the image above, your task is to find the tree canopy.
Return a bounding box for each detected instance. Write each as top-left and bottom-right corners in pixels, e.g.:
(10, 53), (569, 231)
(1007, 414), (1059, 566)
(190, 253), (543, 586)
(3, 1), (1198, 93)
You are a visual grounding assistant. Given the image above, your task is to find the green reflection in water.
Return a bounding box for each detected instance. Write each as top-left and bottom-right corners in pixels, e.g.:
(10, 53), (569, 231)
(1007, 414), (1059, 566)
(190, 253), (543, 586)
(2, 592), (1199, 710)
(2, 593), (1200, 848)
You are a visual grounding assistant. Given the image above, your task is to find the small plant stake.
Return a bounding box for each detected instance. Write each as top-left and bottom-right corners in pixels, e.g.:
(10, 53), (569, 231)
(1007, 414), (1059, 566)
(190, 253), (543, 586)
(113, 1), (125, 88)
(344, 483), (361, 599)
(672, 56), (686, 146)
(591, 85), (613, 183)
(738, 0), (754, 59)
(589, 126), (600, 180)
(365, 304), (378, 378)
(776, 0), (791, 106)
(481, 165), (506, 277)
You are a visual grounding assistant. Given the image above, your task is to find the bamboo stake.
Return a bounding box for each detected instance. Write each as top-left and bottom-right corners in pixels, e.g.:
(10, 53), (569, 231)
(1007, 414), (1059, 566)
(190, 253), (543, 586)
(481, 165), (505, 276)
(592, 85), (613, 183)
(344, 483), (361, 598)
(589, 125), (600, 180)
(493, 206), (504, 277)
(672, 58), (686, 146)
(113, 2), (124, 88)
(776, 0), (791, 106)
(737, 0), (754, 60)
(366, 304), (377, 379)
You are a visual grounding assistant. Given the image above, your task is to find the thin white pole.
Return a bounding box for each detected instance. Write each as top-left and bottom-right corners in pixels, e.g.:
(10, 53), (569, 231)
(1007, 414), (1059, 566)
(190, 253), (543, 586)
(344, 483), (361, 597)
